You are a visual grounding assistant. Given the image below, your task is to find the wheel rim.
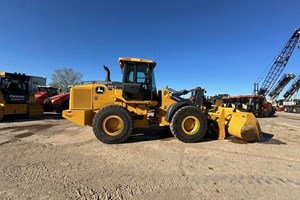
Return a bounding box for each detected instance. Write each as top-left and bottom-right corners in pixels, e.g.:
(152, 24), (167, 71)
(181, 116), (200, 135)
(102, 115), (124, 136)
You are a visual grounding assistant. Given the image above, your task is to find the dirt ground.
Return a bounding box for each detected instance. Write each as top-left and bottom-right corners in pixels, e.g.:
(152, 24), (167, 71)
(0, 112), (299, 200)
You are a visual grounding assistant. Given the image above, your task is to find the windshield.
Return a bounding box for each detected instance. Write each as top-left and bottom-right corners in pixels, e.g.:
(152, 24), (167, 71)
(1, 78), (28, 91)
(38, 87), (49, 92)
(125, 62), (149, 84)
(136, 64), (147, 84)
(38, 87), (58, 95)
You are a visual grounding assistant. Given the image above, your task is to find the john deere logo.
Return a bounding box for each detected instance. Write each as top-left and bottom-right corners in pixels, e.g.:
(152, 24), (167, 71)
(96, 86), (105, 94)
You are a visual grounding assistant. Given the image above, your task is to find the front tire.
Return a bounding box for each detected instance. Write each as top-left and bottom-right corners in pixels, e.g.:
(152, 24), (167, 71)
(92, 105), (133, 144)
(170, 106), (207, 143)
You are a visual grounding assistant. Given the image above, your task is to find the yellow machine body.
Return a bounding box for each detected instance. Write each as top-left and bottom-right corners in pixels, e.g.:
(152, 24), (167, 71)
(0, 72), (43, 120)
(63, 85), (262, 142)
(63, 57), (262, 143)
(209, 107), (262, 141)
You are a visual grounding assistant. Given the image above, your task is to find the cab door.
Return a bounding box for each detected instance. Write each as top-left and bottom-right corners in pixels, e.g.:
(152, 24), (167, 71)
(122, 63), (152, 101)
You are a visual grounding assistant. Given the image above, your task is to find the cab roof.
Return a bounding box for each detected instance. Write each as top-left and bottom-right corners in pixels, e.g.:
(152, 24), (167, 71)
(118, 57), (156, 68)
(0, 72), (30, 80)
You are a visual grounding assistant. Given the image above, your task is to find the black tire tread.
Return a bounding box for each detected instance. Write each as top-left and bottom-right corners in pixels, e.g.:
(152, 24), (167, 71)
(170, 106), (208, 143)
(92, 105), (133, 144)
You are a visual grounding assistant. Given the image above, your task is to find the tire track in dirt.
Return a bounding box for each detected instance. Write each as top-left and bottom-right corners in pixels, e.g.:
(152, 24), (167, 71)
(191, 174), (300, 188)
(72, 177), (189, 200)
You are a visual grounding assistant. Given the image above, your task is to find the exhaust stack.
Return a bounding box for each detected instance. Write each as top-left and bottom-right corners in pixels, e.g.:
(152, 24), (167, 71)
(103, 65), (111, 82)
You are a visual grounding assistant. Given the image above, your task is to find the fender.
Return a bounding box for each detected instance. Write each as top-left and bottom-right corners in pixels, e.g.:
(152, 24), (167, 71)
(165, 102), (191, 122)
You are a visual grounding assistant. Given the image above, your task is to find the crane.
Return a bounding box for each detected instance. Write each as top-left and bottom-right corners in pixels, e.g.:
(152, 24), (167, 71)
(255, 28), (300, 96)
(223, 28), (300, 117)
(268, 73), (295, 102)
(281, 75), (300, 113)
(283, 75), (300, 101)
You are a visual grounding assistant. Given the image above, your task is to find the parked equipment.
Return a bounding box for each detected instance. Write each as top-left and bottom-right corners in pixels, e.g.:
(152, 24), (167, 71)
(268, 73), (295, 104)
(44, 92), (70, 113)
(0, 72), (43, 120)
(63, 58), (262, 144)
(225, 28), (300, 117)
(222, 95), (274, 117)
(35, 85), (59, 111)
(282, 75), (300, 113)
(255, 28), (300, 96)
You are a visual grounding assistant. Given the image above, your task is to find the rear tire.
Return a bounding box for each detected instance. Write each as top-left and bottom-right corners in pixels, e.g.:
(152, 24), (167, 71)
(170, 106), (207, 143)
(92, 105), (133, 144)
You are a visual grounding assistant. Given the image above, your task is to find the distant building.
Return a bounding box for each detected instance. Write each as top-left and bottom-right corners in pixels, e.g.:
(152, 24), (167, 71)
(29, 76), (46, 92)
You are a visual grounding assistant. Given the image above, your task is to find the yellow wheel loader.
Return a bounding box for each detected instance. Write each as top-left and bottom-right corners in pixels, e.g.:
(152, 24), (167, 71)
(0, 72), (43, 121)
(63, 58), (262, 144)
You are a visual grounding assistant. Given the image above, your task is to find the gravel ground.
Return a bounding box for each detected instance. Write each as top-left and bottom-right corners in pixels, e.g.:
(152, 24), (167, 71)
(0, 112), (299, 200)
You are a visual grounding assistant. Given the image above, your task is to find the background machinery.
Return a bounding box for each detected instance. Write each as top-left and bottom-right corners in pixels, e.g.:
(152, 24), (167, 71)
(0, 72), (43, 120)
(222, 94), (274, 117)
(63, 57), (262, 144)
(268, 73), (295, 106)
(44, 92), (70, 113)
(35, 85), (59, 111)
(223, 28), (300, 117)
(280, 75), (300, 113)
(255, 28), (300, 97)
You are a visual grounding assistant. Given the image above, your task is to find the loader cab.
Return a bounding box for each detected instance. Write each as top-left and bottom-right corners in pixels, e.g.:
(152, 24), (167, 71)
(0, 72), (30, 104)
(119, 58), (157, 101)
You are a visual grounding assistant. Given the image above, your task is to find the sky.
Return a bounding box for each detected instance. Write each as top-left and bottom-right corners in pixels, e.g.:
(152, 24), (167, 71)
(0, 0), (299, 98)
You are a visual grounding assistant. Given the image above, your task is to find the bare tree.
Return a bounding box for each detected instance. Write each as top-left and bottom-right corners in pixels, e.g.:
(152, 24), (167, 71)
(49, 67), (83, 92)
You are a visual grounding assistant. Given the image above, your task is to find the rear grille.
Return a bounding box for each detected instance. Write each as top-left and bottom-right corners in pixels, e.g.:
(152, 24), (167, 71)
(71, 87), (92, 109)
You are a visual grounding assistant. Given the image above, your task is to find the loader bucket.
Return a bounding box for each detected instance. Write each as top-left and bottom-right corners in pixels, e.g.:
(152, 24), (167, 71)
(209, 107), (262, 142)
